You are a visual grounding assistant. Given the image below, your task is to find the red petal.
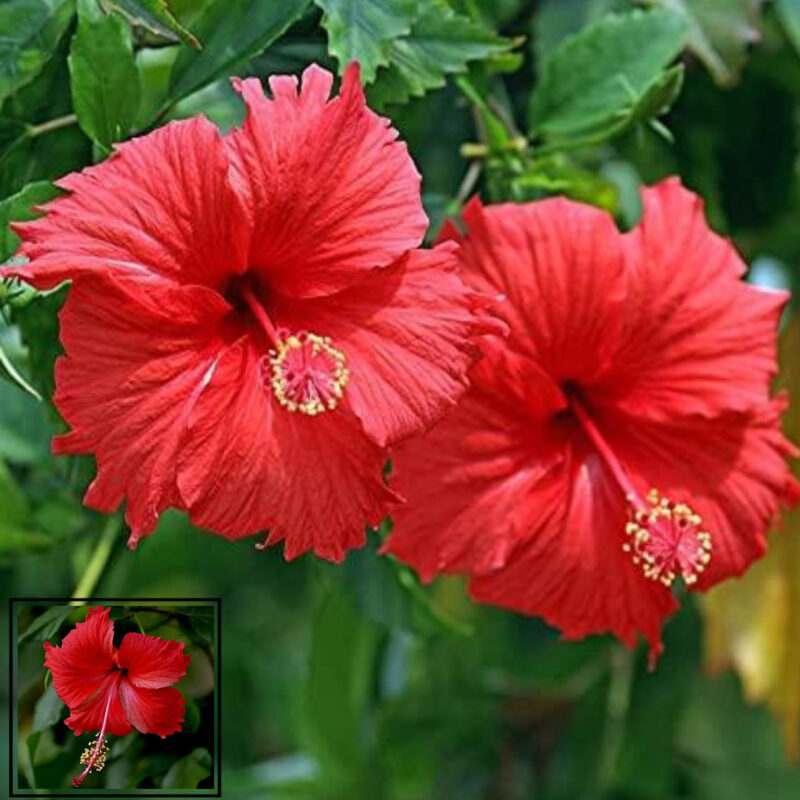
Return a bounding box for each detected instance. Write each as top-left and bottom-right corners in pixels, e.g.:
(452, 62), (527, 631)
(469, 435), (679, 653)
(386, 347), (567, 578)
(594, 178), (787, 419)
(116, 633), (191, 689)
(65, 672), (133, 737)
(176, 337), (398, 561)
(272, 244), (504, 447)
(6, 117), (249, 291)
(453, 195), (627, 384)
(118, 679), (185, 737)
(226, 63), (427, 298)
(51, 272), (230, 544)
(43, 607), (117, 712)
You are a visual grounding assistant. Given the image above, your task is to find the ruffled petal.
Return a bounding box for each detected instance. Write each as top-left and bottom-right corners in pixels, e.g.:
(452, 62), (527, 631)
(597, 400), (800, 589)
(51, 272), (231, 544)
(451, 196), (626, 384)
(118, 679), (185, 737)
(594, 178), (787, 419)
(116, 633), (190, 689)
(176, 337), (398, 561)
(469, 435), (679, 653)
(65, 672), (133, 737)
(43, 607), (117, 712)
(5, 116), (249, 290)
(385, 346), (567, 577)
(386, 410), (562, 579)
(226, 63), (427, 298)
(271, 244), (505, 447)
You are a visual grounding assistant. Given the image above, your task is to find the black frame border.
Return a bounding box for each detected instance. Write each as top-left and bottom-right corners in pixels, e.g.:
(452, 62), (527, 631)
(9, 597), (222, 798)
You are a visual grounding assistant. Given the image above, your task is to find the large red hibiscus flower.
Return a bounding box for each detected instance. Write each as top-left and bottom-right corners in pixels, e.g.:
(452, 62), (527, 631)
(385, 179), (799, 657)
(43, 607), (190, 786)
(3, 64), (496, 559)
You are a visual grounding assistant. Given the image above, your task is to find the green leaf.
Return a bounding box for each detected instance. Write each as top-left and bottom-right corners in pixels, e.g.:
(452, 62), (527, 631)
(0, 340), (41, 400)
(169, 79), (244, 131)
(0, 0), (75, 106)
(0, 524), (57, 554)
(0, 119), (29, 167)
(162, 747), (212, 789)
(529, 9), (688, 138)
(18, 605), (73, 643)
(648, 0), (764, 87)
(301, 591), (381, 781)
(110, 0), (201, 48)
(314, 0), (418, 82)
(24, 731), (42, 789)
(68, 0), (140, 149)
(10, 285), (67, 401)
(183, 697), (201, 734)
(168, 0), (310, 104)
(342, 533), (472, 636)
(496, 154), (620, 209)
(533, 0), (628, 65)
(633, 63), (685, 123)
(134, 45), (179, 128)
(32, 684), (64, 733)
(776, 0), (800, 58)
(0, 458), (28, 524)
(0, 181), (60, 261)
(370, 0), (515, 106)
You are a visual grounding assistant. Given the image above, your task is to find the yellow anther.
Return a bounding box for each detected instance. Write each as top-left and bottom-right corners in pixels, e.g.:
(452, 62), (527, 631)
(268, 331), (349, 416)
(622, 488), (712, 589)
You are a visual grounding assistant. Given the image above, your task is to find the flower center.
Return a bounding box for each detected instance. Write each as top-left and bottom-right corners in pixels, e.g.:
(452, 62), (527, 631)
(623, 489), (712, 586)
(239, 279), (349, 415)
(567, 393), (713, 588)
(265, 332), (349, 415)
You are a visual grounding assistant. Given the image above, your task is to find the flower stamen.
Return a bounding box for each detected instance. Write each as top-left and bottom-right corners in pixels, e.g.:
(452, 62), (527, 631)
(623, 489), (712, 587)
(72, 687), (114, 787)
(568, 394), (712, 588)
(266, 332), (350, 415)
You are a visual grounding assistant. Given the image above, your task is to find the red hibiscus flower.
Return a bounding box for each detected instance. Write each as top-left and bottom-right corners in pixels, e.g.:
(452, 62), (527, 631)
(385, 179), (799, 658)
(3, 64), (496, 559)
(43, 606), (190, 787)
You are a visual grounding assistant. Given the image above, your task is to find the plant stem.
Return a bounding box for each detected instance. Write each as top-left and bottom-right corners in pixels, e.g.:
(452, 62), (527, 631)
(132, 611), (145, 635)
(28, 113), (78, 139)
(597, 645), (635, 792)
(72, 516), (121, 599)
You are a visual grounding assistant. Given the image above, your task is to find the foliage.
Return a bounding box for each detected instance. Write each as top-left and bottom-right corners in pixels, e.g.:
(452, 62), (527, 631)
(0, 0), (798, 797)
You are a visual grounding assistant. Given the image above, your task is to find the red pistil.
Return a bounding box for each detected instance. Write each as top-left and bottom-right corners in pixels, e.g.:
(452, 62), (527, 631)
(569, 394), (712, 588)
(239, 280), (349, 416)
(72, 682), (115, 788)
(239, 280), (281, 348)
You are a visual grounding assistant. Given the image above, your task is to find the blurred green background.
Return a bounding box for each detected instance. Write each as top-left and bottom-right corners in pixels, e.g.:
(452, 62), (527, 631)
(1, 0), (800, 798)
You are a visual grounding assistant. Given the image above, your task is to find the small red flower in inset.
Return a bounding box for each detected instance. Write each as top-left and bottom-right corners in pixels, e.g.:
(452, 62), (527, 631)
(43, 607), (190, 787)
(385, 179), (799, 659)
(2, 63), (498, 559)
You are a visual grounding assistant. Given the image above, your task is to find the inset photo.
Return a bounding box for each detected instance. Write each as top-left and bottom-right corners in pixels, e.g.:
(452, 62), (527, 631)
(11, 599), (220, 797)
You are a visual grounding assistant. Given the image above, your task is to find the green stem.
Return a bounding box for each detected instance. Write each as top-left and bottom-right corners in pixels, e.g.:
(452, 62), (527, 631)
(531, 116), (630, 159)
(28, 113), (78, 139)
(597, 645), (635, 792)
(132, 611), (145, 635)
(72, 516), (121, 599)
